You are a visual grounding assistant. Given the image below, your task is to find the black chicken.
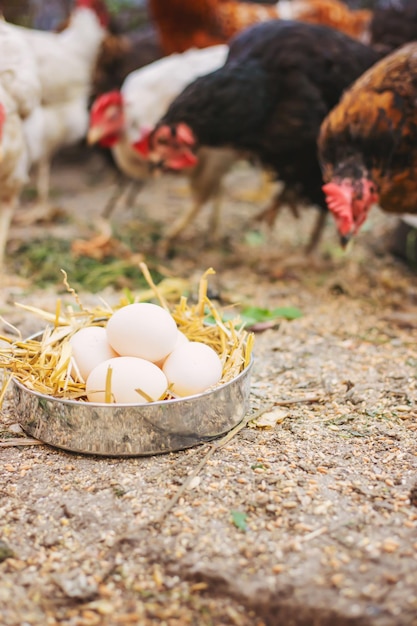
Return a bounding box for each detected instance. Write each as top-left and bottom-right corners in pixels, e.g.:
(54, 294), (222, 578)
(149, 20), (382, 251)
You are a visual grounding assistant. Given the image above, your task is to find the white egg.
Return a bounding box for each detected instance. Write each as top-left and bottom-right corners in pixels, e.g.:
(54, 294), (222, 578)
(86, 356), (168, 404)
(106, 302), (178, 363)
(70, 326), (118, 381)
(154, 330), (189, 368)
(163, 341), (223, 397)
(174, 330), (189, 348)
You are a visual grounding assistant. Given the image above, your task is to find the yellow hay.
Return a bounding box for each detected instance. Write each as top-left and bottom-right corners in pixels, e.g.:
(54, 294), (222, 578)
(105, 365), (113, 404)
(0, 265), (254, 403)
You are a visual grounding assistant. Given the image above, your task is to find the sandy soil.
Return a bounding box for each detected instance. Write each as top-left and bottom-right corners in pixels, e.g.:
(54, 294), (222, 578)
(1, 149), (417, 626)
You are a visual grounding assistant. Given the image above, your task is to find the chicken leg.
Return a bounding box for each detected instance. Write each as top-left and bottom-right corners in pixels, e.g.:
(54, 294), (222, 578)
(254, 186), (328, 254)
(158, 147), (237, 254)
(35, 156), (51, 206)
(0, 195), (18, 277)
(102, 175), (145, 219)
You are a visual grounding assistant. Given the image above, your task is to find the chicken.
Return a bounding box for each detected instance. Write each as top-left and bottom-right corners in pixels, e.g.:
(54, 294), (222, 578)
(216, 0), (372, 40)
(148, 0), (372, 55)
(87, 45), (241, 248)
(319, 41), (417, 245)
(4, 0), (109, 209)
(0, 21), (41, 273)
(148, 20), (382, 251)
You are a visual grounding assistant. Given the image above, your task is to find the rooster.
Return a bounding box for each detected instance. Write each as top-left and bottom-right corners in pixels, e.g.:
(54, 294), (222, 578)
(148, 0), (372, 55)
(148, 20), (382, 251)
(0, 21), (41, 274)
(4, 0), (109, 209)
(87, 45), (241, 248)
(319, 41), (417, 245)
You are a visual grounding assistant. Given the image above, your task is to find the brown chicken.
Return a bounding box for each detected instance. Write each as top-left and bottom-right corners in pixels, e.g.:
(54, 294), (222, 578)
(282, 0), (371, 40)
(148, 0), (372, 55)
(319, 41), (417, 244)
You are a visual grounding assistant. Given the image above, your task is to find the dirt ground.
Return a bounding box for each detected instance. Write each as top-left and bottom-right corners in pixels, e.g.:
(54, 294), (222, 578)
(1, 149), (417, 626)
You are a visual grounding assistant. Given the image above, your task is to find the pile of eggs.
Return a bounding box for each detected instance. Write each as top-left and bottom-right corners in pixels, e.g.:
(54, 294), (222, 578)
(69, 303), (223, 404)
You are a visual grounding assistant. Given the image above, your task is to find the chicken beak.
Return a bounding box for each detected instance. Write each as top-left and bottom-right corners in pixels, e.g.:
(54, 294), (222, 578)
(87, 126), (104, 145)
(148, 152), (164, 171)
(340, 233), (351, 249)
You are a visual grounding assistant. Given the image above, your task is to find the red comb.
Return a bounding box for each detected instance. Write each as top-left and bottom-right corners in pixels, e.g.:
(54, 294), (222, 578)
(176, 123), (196, 146)
(75, 0), (109, 27)
(155, 125), (172, 142)
(91, 91), (122, 116)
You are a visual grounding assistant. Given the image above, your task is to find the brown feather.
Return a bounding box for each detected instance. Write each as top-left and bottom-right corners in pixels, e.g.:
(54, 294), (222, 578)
(320, 42), (417, 215)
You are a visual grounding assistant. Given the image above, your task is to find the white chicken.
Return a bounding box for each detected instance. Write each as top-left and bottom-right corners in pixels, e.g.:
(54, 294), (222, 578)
(87, 45), (241, 249)
(0, 21), (41, 273)
(5, 0), (109, 207)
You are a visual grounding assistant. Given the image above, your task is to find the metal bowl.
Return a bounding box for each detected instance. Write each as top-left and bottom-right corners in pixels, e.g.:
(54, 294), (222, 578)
(12, 358), (253, 457)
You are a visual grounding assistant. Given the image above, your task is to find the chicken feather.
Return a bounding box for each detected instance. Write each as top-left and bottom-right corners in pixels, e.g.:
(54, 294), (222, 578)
(4, 0), (108, 205)
(0, 21), (41, 274)
(0, 19), (41, 118)
(148, 0), (372, 55)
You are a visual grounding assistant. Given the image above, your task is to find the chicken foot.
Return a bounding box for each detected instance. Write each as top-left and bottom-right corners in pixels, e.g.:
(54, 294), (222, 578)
(103, 175), (145, 219)
(74, 176), (146, 260)
(305, 210), (328, 255)
(158, 147), (237, 255)
(254, 186), (329, 254)
(232, 169), (275, 205)
(14, 157), (66, 226)
(16, 157), (55, 224)
(164, 199), (206, 244)
(254, 187), (300, 227)
(35, 156), (51, 206)
(160, 184), (224, 254)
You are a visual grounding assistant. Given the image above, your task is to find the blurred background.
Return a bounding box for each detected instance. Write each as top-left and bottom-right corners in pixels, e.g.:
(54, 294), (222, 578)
(0, 0), (377, 31)
(1, 0), (148, 30)
(1, 0), (415, 287)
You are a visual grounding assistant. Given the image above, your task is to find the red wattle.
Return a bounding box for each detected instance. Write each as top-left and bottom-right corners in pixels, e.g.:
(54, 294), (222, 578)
(322, 182), (354, 236)
(167, 152), (198, 170)
(176, 123), (196, 146)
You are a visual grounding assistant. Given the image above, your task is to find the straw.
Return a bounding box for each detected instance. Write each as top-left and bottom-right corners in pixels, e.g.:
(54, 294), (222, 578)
(0, 265), (254, 403)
